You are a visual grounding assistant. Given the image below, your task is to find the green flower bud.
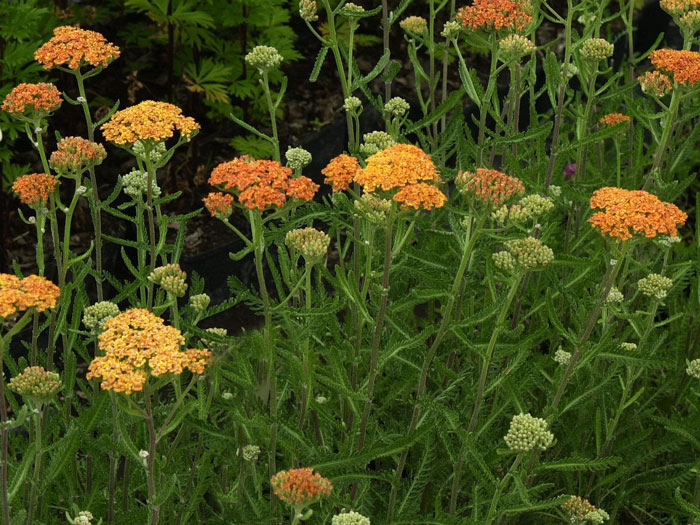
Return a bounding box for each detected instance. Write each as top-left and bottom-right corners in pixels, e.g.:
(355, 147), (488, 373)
(189, 293), (211, 313)
(400, 16), (428, 36)
(492, 250), (517, 272)
(499, 34), (536, 62)
(620, 342), (637, 352)
(149, 264), (188, 297)
(344, 96), (362, 113)
(8, 366), (62, 403)
(332, 510), (371, 525)
(299, 0), (318, 22)
(133, 140), (167, 164)
(441, 20), (462, 39)
(83, 301), (120, 333)
(561, 63), (578, 80)
(384, 97), (410, 118)
(203, 327), (229, 353)
(354, 193), (392, 224)
(122, 168), (161, 199)
(241, 444), (261, 462)
(504, 413), (554, 452)
(605, 286), (624, 304)
(285, 227), (331, 263)
(360, 131), (395, 156)
(503, 237), (554, 270)
(580, 38), (614, 61)
(245, 45), (283, 73)
(341, 2), (365, 16)
(586, 509), (610, 524)
(285, 147), (312, 170)
(637, 273), (673, 300)
(686, 358), (700, 379)
(679, 10), (700, 36)
(554, 348), (571, 366)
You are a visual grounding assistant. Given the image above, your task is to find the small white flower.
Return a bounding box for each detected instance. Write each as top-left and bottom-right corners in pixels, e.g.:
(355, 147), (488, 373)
(77, 96), (87, 103)
(28, 216), (36, 224)
(76, 185), (88, 195)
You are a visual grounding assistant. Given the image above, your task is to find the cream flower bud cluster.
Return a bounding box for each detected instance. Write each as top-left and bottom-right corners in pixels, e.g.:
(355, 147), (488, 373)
(400, 16), (428, 35)
(203, 327), (228, 353)
(332, 510), (371, 525)
(344, 96), (362, 112)
(8, 366), (62, 401)
(360, 131), (396, 156)
(499, 34), (536, 62)
(299, 0), (318, 22)
(384, 97), (410, 117)
(149, 264), (188, 297)
(189, 293), (211, 313)
(637, 273), (673, 300)
(554, 348), (571, 366)
(604, 286), (624, 304)
(242, 444), (261, 462)
(286, 147), (312, 170)
(580, 38), (614, 61)
(285, 227), (331, 262)
(83, 301), (120, 333)
(686, 358), (700, 379)
(355, 193), (392, 223)
(122, 168), (161, 198)
(245, 45), (283, 73)
(504, 413), (554, 452)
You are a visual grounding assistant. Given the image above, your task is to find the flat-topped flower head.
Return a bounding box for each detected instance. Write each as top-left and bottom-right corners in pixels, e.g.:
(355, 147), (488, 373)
(589, 187), (687, 241)
(0, 274), (61, 318)
(494, 237), (554, 271)
(209, 157), (318, 210)
(580, 38), (614, 61)
(499, 34), (536, 62)
(562, 496), (610, 524)
(687, 358), (700, 378)
(1, 83), (62, 118)
(355, 144), (439, 192)
(245, 45), (283, 74)
(504, 412), (554, 452)
(322, 154), (360, 192)
(384, 97), (410, 118)
(286, 147), (312, 170)
(50, 137), (107, 174)
(122, 168), (161, 199)
(354, 193), (393, 223)
(203, 192), (235, 219)
(400, 16), (428, 36)
(299, 0), (319, 22)
(639, 71), (672, 97)
(359, 131), (396, 156)
(599, 113), (632, 127)
(34, 26), (120, 70)
(87, 308), (211, 394)
(650, 49), (700, 85)
(679, 10), (700, 34)
(456, 0), (533, 33)
(8, 366), (62, 403)
(456, 168), (525, 205)
(660, 0), (700, 15)
(393, 182), (447, 210)
(83, 301), (120, 334)
(271, 467), (333, 507)
(637, 273), (673, 300)
(285, 227), (331, 262)
(101, 100), (199, 146)
(332, 510), (371, 525)
(12, 173), (58, 208)
(148, 264), (188, 297)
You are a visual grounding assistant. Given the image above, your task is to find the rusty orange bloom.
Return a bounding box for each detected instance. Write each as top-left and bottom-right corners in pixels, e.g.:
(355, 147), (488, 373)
(321, 154), (360, 192)
(456, 168), (525, 205)
(599, 113), (632, 126)
(638, 70), (673, 97)
(209, 157), (318, 210)
(101, 100), (200, 145)
(589, 187), (687, 241)
(50, 137), (107, 173)
(203, 192), (235, 219)
(34, 26), (120, 70)
(456, 0), (533, 32)
(87, 308), (211, 394)
(1, 83), (62, 116)
(271, 468), (333, 507)
(649, 49), (700, 85)
(355, 144), (439, 192)
(0, 274), (60, 318)
(393, 182), (447, 210)
(660, 0), (700, 15)
(12, 173), (59, 207)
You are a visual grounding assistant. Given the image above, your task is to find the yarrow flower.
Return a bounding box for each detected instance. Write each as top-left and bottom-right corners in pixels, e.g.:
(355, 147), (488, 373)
(341, 3), (366, 16)
(456, 0), (533, 33)
(101, 100), (199, 146)
(49, 137), (107, 174)
(286, 147), (312, 170)
(1, 83), (63, 118)
(8, 366), (62, 403)
(299, 0), (318, 22)
(203, 192), (235, 219)
(637, 273), (673, 300)
(285, 228), (330, 263)
(384, 97), (410, 118)
(580, 38), (614, 61)
(0, 274), (60, 318)
(359, 131), (396, 156)
(638, 70), (672, 97)
(456, 168), (525, 205)
(148, 264), (188, 297)
(202, 327), (229, 353)
(393, 182), (447, 210)
(605, 286), (624, 304)
(354, 193), (393, 223)
(322, 154), (360, 192)
(620, 342), (638, 351)
(245, 45), (283, 73)
(68, 510), (94, 525)
(12, 173), (58, 207)
(189, 293), (211, 313)
(442, 20), (462, 39)
(561, 496), (610, 524)
(271, 467), (333, 507)
(599, 113), (632, 127)
(493, 237), (554, 271)
(400, 16), (428, 36)
(208, 156), (318, 210)
(491, 194), (554, 225)
(34, 26), (120, 70)
(344, 96), (362, 113)
(332, 510), (371, 525)
(82, 301), (120, 334)
(499, 34), (536, 61)
(355, 144), (439, 192)
(503, 413), (554, 452)
(241, 444), (261, 462)
(686, 358), (700, 379)
(554, 348), (571, 366)
(588, 187), (687, 241)
(660, 0), (700, 16)
(87, 309), (211, 394)
(649, 49), (700, 85)
(122, 168), (161, 198)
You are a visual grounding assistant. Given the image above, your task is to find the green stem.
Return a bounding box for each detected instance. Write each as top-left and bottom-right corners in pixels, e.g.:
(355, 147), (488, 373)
(261, 72), (281, 162)
(487, 454), (524, 523)
(299, 263), (313, 428)
(440, 0), (457, 135)
(477, 35), (499, 166)
(25, 408), (43, 525)
(144, 386), (159, 525)
(145, 158), (158, 309)
(644, 87), (680, 189)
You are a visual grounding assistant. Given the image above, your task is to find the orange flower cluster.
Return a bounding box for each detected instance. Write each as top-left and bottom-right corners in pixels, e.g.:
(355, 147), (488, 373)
(203, 192), (235, 219)
(101, 100), (200, 145)
(49, 137), (107, 173)
(321, 154), (360, 192)
(271, 468), (333, 507)
(208, 157), (318, 210)
(599, 113), (632, 126)
(456, 0), (533, 32)
(12, 173), (58, 207)
(0, 274), (60, 318)
(456, 168), (525, 205)
(660, 0), (700, 15)
(638, 70), (672, 97)
(589, 187), (687, 241)
(649, 49), (700, 85)
(393, 182), (447, 210)
(34, 26), (120, 70)
(1, 83), (62, 116)
(87, 309), (211, 394)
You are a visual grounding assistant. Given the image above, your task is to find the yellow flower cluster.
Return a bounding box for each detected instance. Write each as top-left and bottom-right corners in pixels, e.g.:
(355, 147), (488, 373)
(0, 274), (60, 318)
(87, 309), (211, 394)
(101, 100), (199, 145)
